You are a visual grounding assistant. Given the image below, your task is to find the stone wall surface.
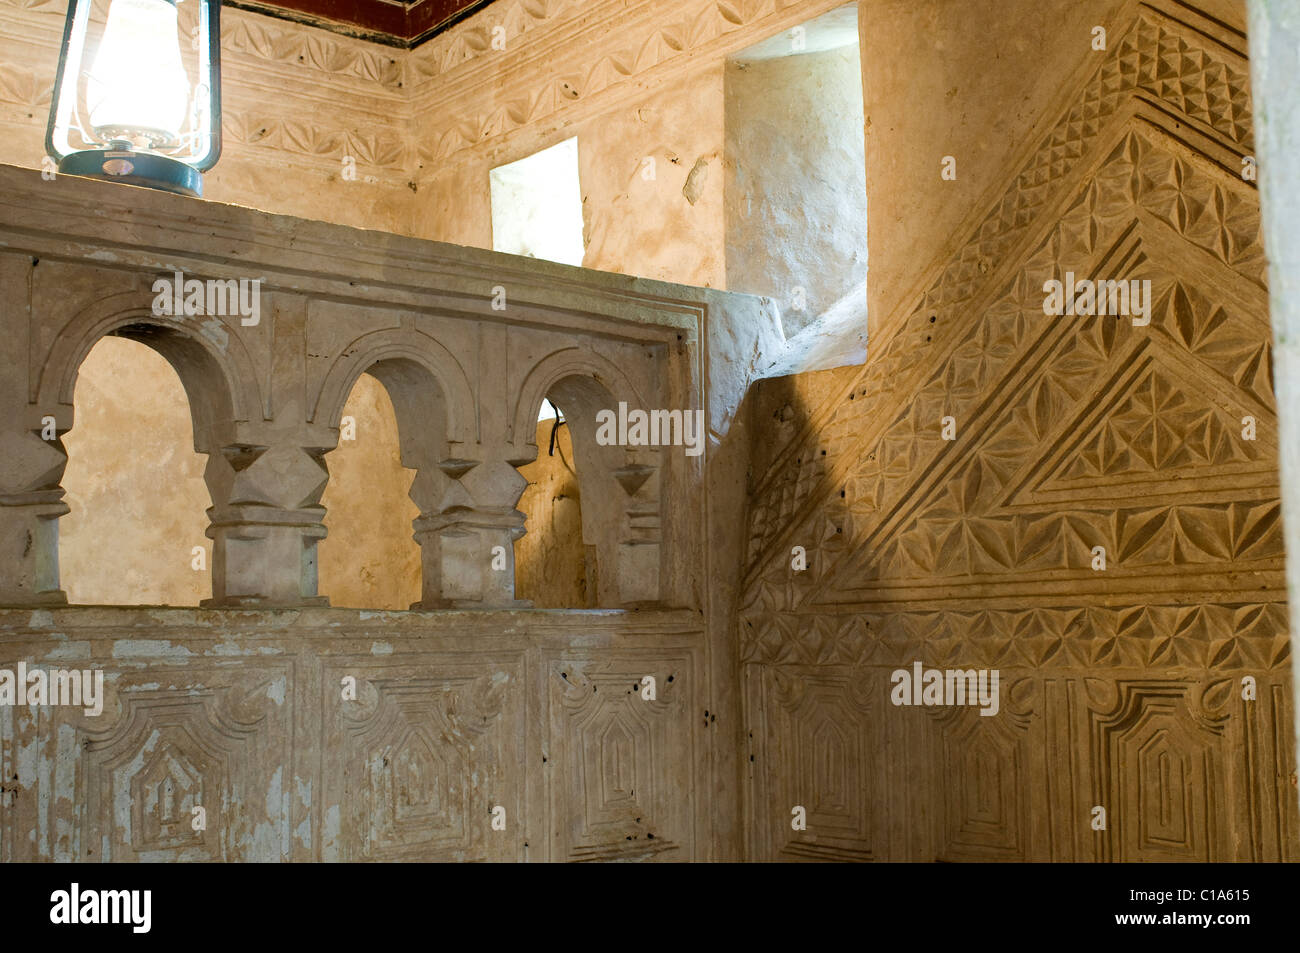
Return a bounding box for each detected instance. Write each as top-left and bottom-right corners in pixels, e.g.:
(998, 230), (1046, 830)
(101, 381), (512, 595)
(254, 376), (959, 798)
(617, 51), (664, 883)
(741, 0), (1298, 860)
(724, 43), (867, 334)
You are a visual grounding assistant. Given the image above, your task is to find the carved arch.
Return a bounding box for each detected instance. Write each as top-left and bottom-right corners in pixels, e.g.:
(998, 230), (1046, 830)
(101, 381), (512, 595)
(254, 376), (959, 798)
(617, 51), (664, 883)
(36, 292), (258, 453)
(312, 327), (474, 447)
(510, 347), (648, 450)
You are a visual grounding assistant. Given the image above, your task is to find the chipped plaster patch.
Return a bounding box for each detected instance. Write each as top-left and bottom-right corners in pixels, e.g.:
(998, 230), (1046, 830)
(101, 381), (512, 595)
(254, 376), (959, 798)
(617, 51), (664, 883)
(110, 640), (195, 659)
(267, 675), (287, 706)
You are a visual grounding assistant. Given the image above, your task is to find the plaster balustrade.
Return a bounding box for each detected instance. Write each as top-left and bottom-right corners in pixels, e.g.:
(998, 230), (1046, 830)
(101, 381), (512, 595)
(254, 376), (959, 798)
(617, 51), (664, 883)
(0, 163), (780, 613)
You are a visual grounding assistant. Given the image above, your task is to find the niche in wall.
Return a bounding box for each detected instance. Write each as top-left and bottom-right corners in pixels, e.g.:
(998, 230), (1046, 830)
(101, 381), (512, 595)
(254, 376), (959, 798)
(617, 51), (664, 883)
(724, 3), (867, 339)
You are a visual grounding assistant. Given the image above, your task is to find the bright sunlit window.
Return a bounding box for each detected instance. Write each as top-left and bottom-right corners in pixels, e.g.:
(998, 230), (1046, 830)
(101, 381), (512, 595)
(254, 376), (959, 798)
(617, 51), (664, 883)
(490, 137), (585, 268)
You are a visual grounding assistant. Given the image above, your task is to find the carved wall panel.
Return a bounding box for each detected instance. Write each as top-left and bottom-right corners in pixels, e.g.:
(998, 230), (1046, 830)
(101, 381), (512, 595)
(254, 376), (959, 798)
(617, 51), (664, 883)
(745, 665), (877, 862)
(1089, 679), (1231, 862)
(545, 650), (700, 862)
(740, 0), (1298, 861)
(78, 664), (294, 862)
(0, 609), (709, 862)
(320, 653), (527, 861)
(404, 0), (850, 167)
(0, 140), (776, 859)
(0, 0), (853, 230)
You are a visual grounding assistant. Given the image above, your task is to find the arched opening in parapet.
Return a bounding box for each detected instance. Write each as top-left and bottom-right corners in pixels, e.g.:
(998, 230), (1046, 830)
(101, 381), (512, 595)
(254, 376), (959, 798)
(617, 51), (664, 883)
(61, 330), (219, 606)
(516, 371), (652, 609)
(515, 397), (592, 607)
(319, 361), (431, 610)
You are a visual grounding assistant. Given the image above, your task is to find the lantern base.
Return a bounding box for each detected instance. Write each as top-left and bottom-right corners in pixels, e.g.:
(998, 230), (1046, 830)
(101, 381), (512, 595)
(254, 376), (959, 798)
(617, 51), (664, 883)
(57, 148), (202, 198)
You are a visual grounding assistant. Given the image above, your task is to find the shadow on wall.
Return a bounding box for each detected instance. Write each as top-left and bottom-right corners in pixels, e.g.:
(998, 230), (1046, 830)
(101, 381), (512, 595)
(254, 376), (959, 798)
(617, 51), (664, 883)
(738, 113), (1296, 861)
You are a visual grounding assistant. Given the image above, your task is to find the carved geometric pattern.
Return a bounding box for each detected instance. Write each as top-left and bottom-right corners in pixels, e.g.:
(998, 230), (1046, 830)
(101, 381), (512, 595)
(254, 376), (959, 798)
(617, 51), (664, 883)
(937, 710), (1029, 861)
(742, 4), (1262, 585)
(547, 655), (695, 861)
(753, 666), (875, 862)
(0, 0), (854, 173)
(221, 14), (405, 89)
(739, 1), (1297, 862)
(743, 147), (1273, 612)
(226, 444), (330, 509)
(0, 616), (708, 863)
(1054, 365), (1252, 481)
(1090, 681), (1230, 862)
(78, 668), (287, 862)
(407, 0), (851, 162)
(221, 112), (408, 170)
(747, 131), (1274, 610)
(133, 739), (206, 851)
(324, 655), (523, 862)
(740, 663), (1290, 861)
(741, 601), (1290, 672)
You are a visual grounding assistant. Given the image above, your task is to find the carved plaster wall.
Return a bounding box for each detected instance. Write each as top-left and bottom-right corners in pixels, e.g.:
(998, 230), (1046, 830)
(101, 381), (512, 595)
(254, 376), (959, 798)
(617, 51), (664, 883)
(0, 607), (707, 862)
(740, 0), (1297, 861)
(0, 0), (414, 229)
(2, 0), (1293, 863)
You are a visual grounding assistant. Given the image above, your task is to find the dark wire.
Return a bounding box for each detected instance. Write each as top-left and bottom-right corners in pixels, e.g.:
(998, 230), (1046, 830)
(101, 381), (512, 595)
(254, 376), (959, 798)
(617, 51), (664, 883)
(547, 399), (566, 456)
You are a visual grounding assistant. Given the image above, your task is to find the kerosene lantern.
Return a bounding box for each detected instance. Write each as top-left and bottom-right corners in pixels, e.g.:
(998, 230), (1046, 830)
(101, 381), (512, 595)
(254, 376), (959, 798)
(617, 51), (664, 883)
(45, 0), (221, 197)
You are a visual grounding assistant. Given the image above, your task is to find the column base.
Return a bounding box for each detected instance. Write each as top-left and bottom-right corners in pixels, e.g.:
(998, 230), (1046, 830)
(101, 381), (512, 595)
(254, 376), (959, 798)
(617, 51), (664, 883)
(409, 598), (534, 611)
(0, 589), (68, 608)
(201, 595), (330, 609)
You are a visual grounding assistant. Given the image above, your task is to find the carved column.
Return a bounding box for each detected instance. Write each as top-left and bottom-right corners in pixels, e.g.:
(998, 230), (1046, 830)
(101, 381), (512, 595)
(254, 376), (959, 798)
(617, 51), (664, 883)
(0, 255), (68, 606)
(201, 435), (331, 608)
(410, 449), (530, 609)
(199, 292), (331, 608)
(0, 418), (70, 606)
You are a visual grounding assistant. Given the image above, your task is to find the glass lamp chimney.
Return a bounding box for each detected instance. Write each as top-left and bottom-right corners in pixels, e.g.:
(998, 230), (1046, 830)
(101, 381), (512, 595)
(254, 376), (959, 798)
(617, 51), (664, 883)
(87, 0), (191, 145)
